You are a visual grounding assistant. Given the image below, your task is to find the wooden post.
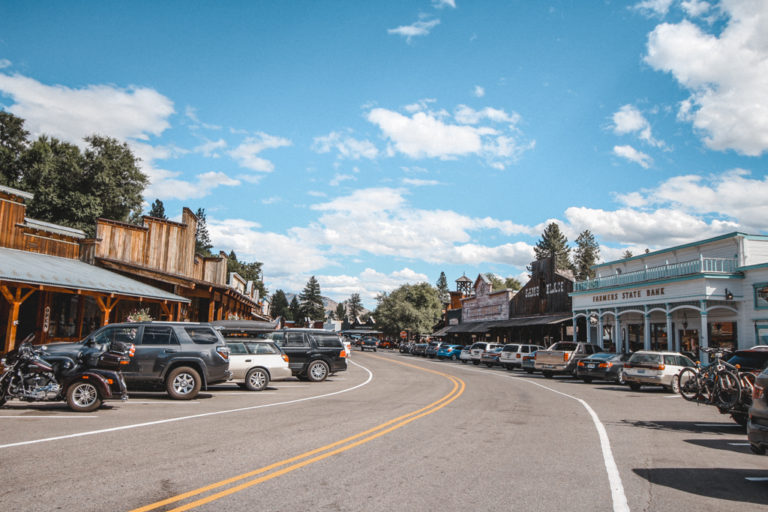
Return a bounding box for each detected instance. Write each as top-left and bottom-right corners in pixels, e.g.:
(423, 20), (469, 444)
(1, 285), (36, 353)
(95, 296), (120, 326)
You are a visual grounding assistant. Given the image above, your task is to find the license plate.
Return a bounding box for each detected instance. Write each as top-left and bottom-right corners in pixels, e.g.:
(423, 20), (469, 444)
(543, 365), (553, 369)
(587, 364), (595, 369)
(637, 369), (645, 374)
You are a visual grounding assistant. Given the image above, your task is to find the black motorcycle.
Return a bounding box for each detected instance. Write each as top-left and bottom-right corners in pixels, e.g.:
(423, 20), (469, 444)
(0, 334), (133, 412)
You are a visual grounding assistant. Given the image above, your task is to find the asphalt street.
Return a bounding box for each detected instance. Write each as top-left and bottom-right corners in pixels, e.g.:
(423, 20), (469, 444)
(0, 350), (766, 511)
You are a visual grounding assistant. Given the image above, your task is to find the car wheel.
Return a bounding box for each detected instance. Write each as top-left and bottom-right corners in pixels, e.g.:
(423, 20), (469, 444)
(616, 369), (626, 385)
(670, 375), (681, 394)
(307, 360), (330, 382)
(166, 366), (202, 400)
(629, 382), (641, 391)
(473, 361), (480, 365)
(66, 380), (102, 412)
(582, 377), (593, 384)
(525, 369), (534, 374)
(543, 371), (553, 379)
(461, 360), (467, 364)
(373, 348), (377, 352)
(750, 443), (766, 455)
(245, 368), (270, 391)
(731, 413), (748, 427)
(451, 355), (457, 361)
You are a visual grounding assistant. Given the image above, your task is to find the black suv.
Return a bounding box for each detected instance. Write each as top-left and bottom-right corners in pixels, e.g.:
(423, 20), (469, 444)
(264, 329), (347, 381)
(47, 322), (231, 400)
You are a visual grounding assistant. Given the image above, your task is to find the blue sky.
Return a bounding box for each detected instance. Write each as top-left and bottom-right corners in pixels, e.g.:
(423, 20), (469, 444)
(1, 0), (767, 308)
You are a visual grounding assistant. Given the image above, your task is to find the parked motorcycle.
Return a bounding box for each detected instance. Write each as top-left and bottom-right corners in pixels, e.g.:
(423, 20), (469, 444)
(0, 334), (133, 412)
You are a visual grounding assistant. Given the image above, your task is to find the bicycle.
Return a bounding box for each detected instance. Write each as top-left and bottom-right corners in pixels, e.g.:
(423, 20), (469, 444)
(677, 347), (742, 410)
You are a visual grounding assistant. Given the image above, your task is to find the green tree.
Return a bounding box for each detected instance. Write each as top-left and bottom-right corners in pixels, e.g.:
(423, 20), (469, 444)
(374, 282), (442, 337)
(148, 199), (167, 219)
(195, 207), (214, 256)
(0, 111), (30, 187)
(227, 250), (266, 298)
(484, 273), (505, 291)
(573, 229), (601, 281)
(622, 249), (634, 259)
(347, 293), (363, 320)
(288, 295), (301, 322)
(436, 271), (449, 303)
(335, 301), (347, 322)
(504, 277), (522, 291)
(533, 222), (572, 272)
(270, 290), (290, 321)
(299, 276), (325, 323)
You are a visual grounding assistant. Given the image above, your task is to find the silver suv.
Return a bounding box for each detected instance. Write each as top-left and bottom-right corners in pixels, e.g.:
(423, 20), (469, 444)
(470, 342), (503, 365)
(499, 343), (545, 370)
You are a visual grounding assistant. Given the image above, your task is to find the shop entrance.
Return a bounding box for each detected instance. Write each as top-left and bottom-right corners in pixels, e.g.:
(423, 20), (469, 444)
(679, 329), (699, 358)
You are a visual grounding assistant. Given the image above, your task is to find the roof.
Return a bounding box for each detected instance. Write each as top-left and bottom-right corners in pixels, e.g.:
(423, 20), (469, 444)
(0, 184), (34, 200)
(23, 217), (86, 238)
(445, 314), (572, 333)
(211, 319), (280, 331)
(0, 247), (189, 303)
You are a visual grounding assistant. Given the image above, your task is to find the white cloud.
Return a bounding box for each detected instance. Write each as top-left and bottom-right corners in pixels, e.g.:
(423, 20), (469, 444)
(0, 59), (11, 69)
(681, 0), (711, 17)
(611, 104), (664, 147)
(402, 178), (440, 186)
(262, 196), (281, 205)
(314, 267), (431, 306)
(312, 131), (379, 160)
(0, 73), (174, 145)
(194, 138), (227, 157)
(185, 106), (221, 130)
(228, 132), (292, 172)
(432, 0), (456, 9)
(473, 85), (485, 98)
(645, 2), (768, 155)
(367, 103), (533, 168)
(387, 18), (440, 43)
(330, 173), (357, 186)
(613, 145), (653, 168)
(633, 0), (675, 16)
(144, 167), (240, 200)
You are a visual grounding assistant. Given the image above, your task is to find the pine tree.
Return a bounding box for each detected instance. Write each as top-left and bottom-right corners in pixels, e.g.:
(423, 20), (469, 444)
(148, 199), (167, 219)
(335, 301), (347, 322)
(195, 207), (213, 256)
(288, 296), (301, 322)
(299, 276), (325, 323)
(622, 250), (634, 259)
(270, 290), (290, 320)
(436, 271), (449, 303)
(347, 293), (363, 320)
(573, 230), (601, 281)
(534, 222), (572, 272)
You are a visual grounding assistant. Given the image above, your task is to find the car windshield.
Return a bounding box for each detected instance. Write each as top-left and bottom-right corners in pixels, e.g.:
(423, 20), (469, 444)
(629, 352), (661, 364)
(728, 352), (768, 370)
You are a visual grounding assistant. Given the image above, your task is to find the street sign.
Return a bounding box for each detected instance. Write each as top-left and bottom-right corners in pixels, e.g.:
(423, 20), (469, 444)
(400, 331), (407, 338)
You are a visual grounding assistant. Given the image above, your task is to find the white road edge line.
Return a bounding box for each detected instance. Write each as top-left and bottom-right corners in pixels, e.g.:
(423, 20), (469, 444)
(0, 360), (373, 450)
(694, 423), (743, 428)
(419, 359), (630, 512)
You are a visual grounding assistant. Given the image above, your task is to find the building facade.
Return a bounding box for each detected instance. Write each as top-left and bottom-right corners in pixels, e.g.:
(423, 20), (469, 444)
(571, 232), (768, 356)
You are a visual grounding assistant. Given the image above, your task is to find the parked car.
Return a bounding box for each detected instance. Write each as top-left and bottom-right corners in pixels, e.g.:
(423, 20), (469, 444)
(437, 344), (463, 361)
(748, 366), (768, 455)
(499, 343), (545, 370)
(576, 353), (631, 383)
(534, 342), (603, 378)
(225, 340), (292, 391)
(411, 343), (428, 357)
(426, 341), (445, 358)
(522, 351), (538, 373)
(360, 338), (379, 352)
(263, 329), (347, 382)
(623, 351), (695, 392)
(399, 342), (413, 354)
(459, 345), (473, 364)
(470, 342), (503, 365)
(714, 348), (768, 426)
(480, 346), (504, 367)
(47, 322), (232, 400)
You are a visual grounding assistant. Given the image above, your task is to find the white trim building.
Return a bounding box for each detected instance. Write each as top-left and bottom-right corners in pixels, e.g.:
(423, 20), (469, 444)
(571, 233), (768, 357)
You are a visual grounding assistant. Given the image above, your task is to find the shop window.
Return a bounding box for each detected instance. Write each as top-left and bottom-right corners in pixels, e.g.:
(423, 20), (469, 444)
(651, 323), (668, 351)
(754, 324), (768, 346)
(709, 322), (736, 351)
(754, 283), (768, 310)
(627, 324), (644, 352)
(49, 294), (80, 339)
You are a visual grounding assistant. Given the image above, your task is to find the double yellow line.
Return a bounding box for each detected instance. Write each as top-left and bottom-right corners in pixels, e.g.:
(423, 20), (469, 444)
(130, 357), (465, 512)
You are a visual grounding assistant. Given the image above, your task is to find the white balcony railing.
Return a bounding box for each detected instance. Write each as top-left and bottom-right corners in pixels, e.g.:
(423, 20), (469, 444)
(574, 257), (738, 292)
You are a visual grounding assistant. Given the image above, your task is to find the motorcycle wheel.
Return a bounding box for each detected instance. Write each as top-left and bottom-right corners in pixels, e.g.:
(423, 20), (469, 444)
(66, 381), (102, 412)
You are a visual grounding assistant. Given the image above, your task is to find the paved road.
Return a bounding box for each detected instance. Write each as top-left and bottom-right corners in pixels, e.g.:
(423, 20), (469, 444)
(0, 350), (766, 511)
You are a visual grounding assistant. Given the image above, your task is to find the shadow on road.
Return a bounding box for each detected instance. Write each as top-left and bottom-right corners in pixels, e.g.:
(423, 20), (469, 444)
(632, 467), (768, 505)
(619, 419), (745, 434)
(683, 438), (752, 454)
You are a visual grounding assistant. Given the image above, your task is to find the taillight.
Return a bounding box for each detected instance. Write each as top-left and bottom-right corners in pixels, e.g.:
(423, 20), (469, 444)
(577, 361), (585, 367)
(624, 363), (633, 369)
(564, 353), (570, 362)
(216, 346), (229, 360)
(754, 383), (764, 400)
(282, 354), (289, 363)
(340, 350), (347, 358)
(657, 364), (665, 371)
(599, 362), (611, 368)
(129, 344), (136, 357)
(516, 353), (521, 358)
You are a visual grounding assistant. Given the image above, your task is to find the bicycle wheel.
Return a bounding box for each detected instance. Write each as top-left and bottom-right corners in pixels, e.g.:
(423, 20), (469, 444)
(714, 370), (741, 410)
(677, 368), (700, 401)
(739, 372), (756, 406)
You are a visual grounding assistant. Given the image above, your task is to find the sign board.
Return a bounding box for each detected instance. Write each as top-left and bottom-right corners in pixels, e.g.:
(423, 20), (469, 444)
(400, 331), (407, 338)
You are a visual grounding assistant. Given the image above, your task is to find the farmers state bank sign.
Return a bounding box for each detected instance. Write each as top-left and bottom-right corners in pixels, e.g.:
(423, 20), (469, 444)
(591, 287), (666, 304)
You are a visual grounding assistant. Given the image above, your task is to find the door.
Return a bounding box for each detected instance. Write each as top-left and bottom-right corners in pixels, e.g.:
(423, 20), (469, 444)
(280, 331), (310, 372)
(128, 325), (181, 383)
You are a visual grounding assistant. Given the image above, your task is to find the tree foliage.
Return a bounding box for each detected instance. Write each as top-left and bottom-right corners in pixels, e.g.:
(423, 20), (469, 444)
(0, 111), (29, 186)
(299, 276), (325, 323)
(533, 222), (573, 272)
(148, 199), (167, 219)
(622, 249), (634, 259)
(270, 290), (290, 321)
(374, 282), (442, 337)
(227, 250), (266, 298)
(436, 271), (449, 303)
(288, 296), (301, 322)
(573, 230), (601, 280)
(335, 301), (347, 322)
(195, 207), (214, 256)
(347, 293), (363, 320)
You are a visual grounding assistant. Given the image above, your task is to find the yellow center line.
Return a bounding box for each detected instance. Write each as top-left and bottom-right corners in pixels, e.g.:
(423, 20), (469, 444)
(129, 356), (465, 512)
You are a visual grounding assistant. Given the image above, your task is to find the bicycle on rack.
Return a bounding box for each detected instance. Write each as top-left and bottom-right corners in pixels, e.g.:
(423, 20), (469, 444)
(677, 347), (742, 410)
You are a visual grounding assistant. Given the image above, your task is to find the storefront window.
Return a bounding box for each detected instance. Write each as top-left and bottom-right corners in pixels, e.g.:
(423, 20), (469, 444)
(709, 322), (737, 351)
(651, 323), (667, 351)
(680, 329), (699, 357)
(49, 295), (80, 339)
(627, 324), (643, 353)
(755, 283), (768, 310)
(755, 324), (768, 346)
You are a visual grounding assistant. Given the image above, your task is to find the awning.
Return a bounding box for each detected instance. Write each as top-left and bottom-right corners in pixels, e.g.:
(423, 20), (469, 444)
(430, 325), (452, 336)
(446, 322), (490, 334)
(443, 314), (573, 334)
(0, 247), (189, 303)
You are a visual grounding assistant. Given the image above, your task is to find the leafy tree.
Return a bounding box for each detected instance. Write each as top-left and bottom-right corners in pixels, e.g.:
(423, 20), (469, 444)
(533, 222), (572, 272)
(484, 273), (505, 291)
(288, 295), (301, 322)
(347, 293), (363, 320)
(573, 229), (600, 281)
(374, 282), (442, 337)
(504, 277), (522, 291)
(270, 290), (290, 321)
(299, 276), (325, 323)
(227, 250), (266, 298)
(622, 250), (634, 259)
(0, 111), (29, 187)
(335, 301), (347, 322)
(195, 207), (214, 256)
(148, 199), (167, 219)
(436, 271), (449, 303)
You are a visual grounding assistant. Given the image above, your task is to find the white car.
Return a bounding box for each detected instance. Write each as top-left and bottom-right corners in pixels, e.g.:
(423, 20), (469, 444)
(459, 346), (473, 364)
(470, 342), (503, 365)
(499, 343), (545, 370)
(226, 340), (292, 391)
(623, 350), (695, 392)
